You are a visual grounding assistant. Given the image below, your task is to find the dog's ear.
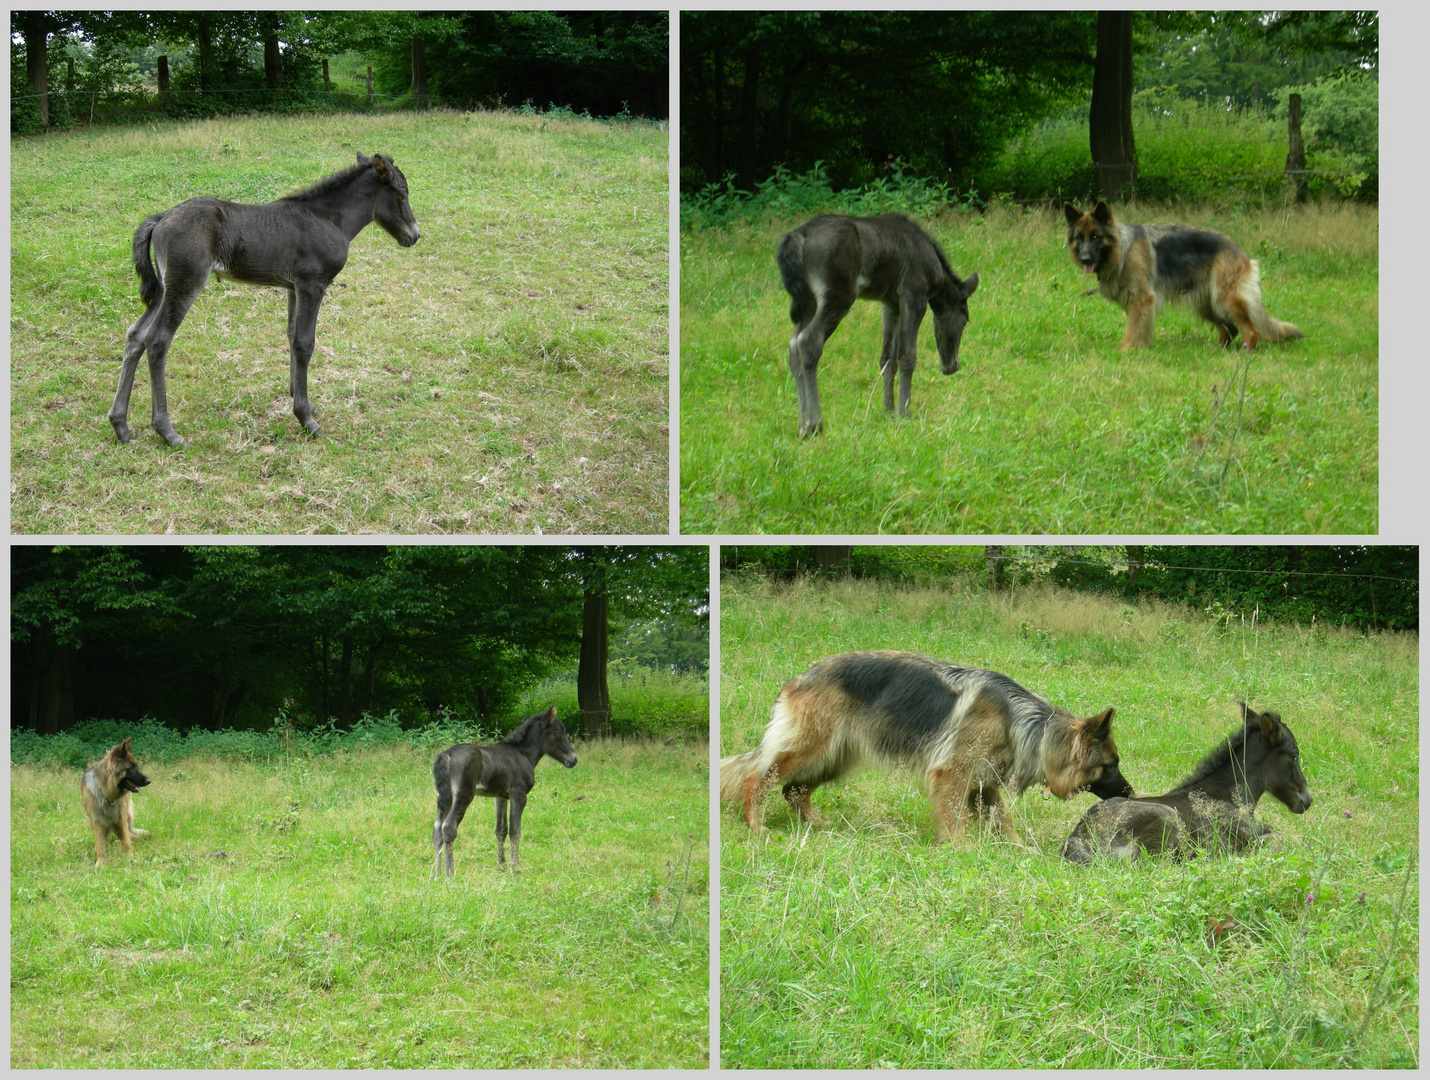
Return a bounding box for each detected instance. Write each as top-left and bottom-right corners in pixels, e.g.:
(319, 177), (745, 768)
(1093, 201), (1114, 224)
(1063, 202), (1083, 226)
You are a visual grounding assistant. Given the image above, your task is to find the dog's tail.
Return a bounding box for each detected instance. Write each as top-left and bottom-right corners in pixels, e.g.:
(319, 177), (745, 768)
(719, 749), (764, 804)
(1243, 261), (1304, 343)
(776, 231), (814, 324)
(132, 213), (167, 307)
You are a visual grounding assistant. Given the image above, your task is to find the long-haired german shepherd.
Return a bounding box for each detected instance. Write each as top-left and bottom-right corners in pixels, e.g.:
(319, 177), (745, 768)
(720, 651), (1133, 844)
(81, 738), (151, 865)
(1063, 200), (1303, 350)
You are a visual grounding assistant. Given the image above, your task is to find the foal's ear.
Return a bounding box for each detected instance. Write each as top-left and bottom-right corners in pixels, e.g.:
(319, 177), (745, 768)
(356, 151), (372, 166)
(371, 154), (392, 181)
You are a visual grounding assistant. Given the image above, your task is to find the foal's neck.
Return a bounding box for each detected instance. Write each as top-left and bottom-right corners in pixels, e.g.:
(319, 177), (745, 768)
(299, 178), (377, 241)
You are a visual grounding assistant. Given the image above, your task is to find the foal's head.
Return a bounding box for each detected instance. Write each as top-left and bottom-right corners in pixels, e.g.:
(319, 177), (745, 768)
(1241, 703), (1313, 815)
(540, 709), (579, 770)
(359, 152), (421, 248)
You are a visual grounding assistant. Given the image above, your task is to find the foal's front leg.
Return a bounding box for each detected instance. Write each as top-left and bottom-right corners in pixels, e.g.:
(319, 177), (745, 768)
(494, 798), (509, 868)
(287, 283), (327, 437)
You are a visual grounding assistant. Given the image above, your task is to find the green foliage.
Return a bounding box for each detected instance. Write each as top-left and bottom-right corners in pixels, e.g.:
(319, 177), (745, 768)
(1274, 73), (1378, 199)
(680, 160), (975, 230)
(10, 664), (707, 769)
(720, 575), (1417, 1069)
(12, 546), (707, 733)
(987, 91), (1298, 203)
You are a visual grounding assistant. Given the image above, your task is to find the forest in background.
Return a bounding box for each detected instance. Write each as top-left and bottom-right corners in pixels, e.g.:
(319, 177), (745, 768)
(12, 545), (708, 736)
(721, 546), (1416, 632)
(12, 10), (668, 133)
(680, 11), (1377, 206)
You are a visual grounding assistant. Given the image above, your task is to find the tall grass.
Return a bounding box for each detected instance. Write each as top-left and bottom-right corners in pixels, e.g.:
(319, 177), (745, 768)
(11, 738), (708, 1068)
(10, 109), (669, 534)
(719, 574), (1417, 1068)
(680, 200), (1377, 534)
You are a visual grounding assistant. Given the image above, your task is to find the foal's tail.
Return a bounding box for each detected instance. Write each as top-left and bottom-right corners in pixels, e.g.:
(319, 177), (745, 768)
(132, 213), (167, 307)
(776, 231), (813, 324)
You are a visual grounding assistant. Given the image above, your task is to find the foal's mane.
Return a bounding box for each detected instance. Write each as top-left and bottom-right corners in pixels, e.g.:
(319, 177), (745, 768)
(500, 709), (550, 745)
(282, 160), (372, 204)
(1173, 722), (1260, 790)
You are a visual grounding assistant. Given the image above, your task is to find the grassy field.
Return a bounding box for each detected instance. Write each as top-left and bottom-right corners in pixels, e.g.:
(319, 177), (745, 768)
(680, 202), (1377, 534)
(11, 739), (708, 1068)
(719, 574), (1417, 1068)
(11, 109), (668, 534)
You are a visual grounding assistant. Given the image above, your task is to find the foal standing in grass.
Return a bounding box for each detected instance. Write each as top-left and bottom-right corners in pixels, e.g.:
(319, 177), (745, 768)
(432, 707), (578, 876)
(108, 152), (420, 447)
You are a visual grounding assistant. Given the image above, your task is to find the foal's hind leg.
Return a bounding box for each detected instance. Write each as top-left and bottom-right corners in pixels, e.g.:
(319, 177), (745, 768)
(287, 283), (327, 438)
(109, 304), (161, 444)
(141, 279), (207, 447)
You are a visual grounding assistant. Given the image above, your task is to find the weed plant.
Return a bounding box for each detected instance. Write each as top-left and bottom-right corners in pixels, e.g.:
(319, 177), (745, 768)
(11, 736), (708, 1067)
(719, 575), (1417, 1068)
(11, 108), (669, 534)
(680, 199), (1376, 534)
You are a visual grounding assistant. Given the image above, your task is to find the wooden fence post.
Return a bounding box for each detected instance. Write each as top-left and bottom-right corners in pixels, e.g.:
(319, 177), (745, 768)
(1285, 92), (1307, 203)
(157, 55), (169, 96)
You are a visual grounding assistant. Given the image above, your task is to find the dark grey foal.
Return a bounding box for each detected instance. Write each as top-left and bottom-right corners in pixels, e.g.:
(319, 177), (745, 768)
(776, 214), (979, 437)
(431, 707), (578, 876)
(1062, 703), (1313, 864)
(109, 151), (420, 447)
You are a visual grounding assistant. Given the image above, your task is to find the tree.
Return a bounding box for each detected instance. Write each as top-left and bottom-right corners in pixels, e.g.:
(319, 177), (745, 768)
(680, 11), (1094, 192)
(1090, 12), (1136, 199)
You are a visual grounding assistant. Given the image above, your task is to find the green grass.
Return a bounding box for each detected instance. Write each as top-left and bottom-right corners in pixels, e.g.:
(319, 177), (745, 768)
(11, 738), (708, 1068)
(680, 202), (1377, 534)
(11, 109), (669, 534)
(719, 574), (1417, 1068)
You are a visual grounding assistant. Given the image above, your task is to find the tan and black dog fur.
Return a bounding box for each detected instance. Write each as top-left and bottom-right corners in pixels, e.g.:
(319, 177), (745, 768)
(1063, 200), (1303, 350)
(720, 651), (1132, 845)
(81, 738), (151, 865)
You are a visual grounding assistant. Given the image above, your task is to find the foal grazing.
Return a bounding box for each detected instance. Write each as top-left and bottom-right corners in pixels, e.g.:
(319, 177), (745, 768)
(432, 707), (578, 876)
(777, 214), (979, 437)
(1061, 703), (1313, 864)
(109, 152), (421, 447)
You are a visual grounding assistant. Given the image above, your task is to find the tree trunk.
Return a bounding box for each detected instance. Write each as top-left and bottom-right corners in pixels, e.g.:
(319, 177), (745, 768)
(577, 589), (612, 735)
(197, 18), (213, 91)
(158, 55), (170, 95)
(322, 58), (330, 92)
(985, 545), (1007, 591)
(737, 46), (761, 189)
(263, 27), (281, 90)
(1285, 92), (1307, 203)
(712, 45), (726, 182)
(411, 37), (428, 107)
(1090, 11), (1137, 200)
(35, 637), (76, 735)
(339, 635), (353, 728)
(812, 546), (853, 575)
(21, 15), (50, 128)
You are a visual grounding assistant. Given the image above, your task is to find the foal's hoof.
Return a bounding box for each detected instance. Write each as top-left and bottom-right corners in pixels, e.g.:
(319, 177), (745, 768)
(111, 421), (134, 445)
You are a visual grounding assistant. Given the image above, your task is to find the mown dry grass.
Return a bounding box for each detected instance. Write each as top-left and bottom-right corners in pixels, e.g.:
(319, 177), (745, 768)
(12, 109), (669, 535)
